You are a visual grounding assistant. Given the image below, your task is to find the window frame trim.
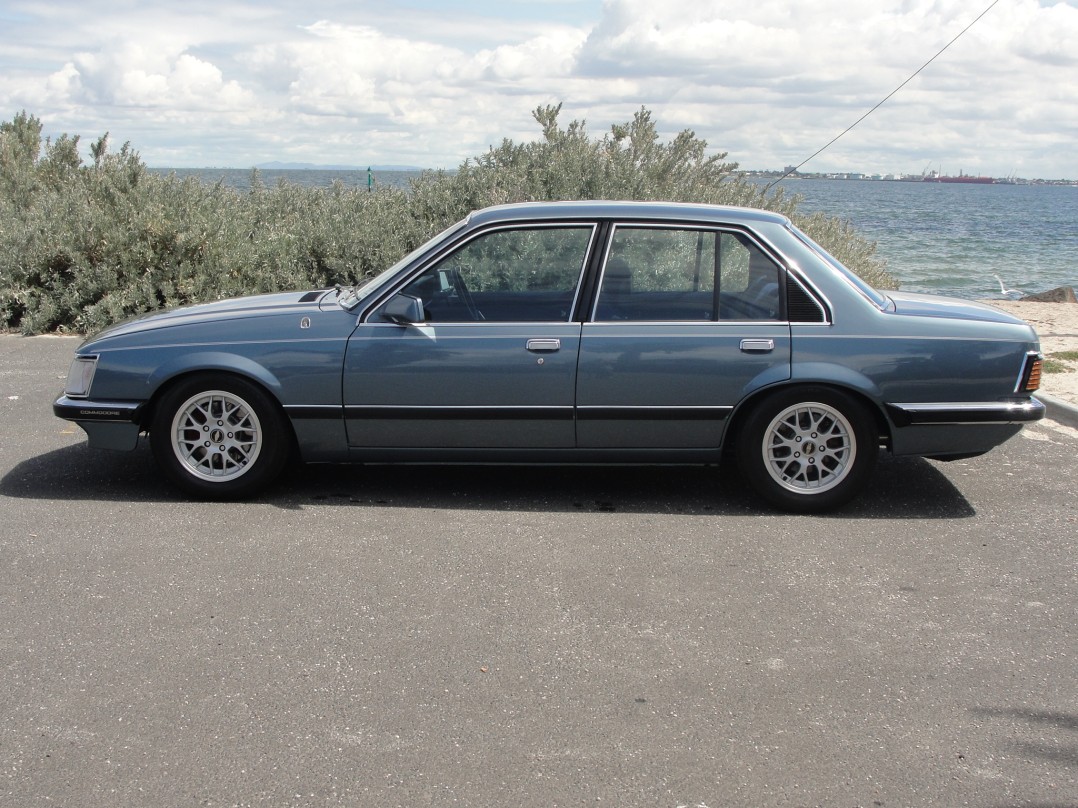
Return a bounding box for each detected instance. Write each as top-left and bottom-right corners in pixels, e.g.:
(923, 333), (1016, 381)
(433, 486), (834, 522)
(588, 221), (790, 324)
(360, 221), (601, 326)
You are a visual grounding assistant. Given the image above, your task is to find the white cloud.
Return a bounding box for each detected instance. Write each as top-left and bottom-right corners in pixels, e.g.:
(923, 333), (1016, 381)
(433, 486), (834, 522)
(476, 30), (586, 81)
(282, 21), (474, 117)
(48, 42), (254, 112)
(0, 0), (1075, 176)
(578, 1), (800, 79)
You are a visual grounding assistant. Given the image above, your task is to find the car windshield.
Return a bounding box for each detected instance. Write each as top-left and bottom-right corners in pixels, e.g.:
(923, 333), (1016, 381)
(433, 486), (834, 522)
(788, 225), (891, 310)
(337, 218), (469, 310)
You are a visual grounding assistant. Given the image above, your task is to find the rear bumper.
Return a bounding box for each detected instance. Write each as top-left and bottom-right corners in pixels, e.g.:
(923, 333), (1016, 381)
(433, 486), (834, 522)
(886, 398), (1045, 426)
(886, 397), (1044, 459)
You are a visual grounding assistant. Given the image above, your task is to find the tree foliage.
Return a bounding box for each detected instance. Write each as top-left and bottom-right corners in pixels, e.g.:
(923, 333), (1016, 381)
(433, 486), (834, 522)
(0, 106), (894, 335)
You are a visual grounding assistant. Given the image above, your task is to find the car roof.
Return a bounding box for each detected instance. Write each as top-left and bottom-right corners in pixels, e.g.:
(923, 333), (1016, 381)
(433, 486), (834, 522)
(466, 200), (793, 228)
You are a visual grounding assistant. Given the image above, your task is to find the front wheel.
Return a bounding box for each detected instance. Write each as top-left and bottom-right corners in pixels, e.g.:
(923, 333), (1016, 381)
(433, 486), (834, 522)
(736, 387), (878, 513)
(150, 374), (290, 500)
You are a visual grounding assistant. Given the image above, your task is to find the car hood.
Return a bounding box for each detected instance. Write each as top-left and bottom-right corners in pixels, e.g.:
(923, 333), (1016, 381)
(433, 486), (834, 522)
(886, 291), (1028, 325)
(82, 290), (328, 345)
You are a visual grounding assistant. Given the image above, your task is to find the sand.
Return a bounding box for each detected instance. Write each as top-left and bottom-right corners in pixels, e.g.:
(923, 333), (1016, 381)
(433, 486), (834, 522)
(985, 300), (1078, 406)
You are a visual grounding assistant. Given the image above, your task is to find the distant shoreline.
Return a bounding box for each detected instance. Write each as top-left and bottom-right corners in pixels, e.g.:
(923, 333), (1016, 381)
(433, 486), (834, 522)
(148, 165), (1077, 187)
(746, 171), (1077, 187)
(148, 164), (428, 173)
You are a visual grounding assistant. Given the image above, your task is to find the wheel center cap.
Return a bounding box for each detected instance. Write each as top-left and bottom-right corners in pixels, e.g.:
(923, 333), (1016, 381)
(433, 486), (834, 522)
(210, 428), (225, 443)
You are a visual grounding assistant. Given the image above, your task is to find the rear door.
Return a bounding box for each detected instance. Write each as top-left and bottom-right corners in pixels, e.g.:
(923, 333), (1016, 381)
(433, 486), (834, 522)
(576, 224), (792, 449)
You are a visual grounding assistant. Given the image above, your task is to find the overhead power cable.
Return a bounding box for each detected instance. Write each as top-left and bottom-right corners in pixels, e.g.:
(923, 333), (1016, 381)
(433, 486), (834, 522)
(763, 0), (1002, 192)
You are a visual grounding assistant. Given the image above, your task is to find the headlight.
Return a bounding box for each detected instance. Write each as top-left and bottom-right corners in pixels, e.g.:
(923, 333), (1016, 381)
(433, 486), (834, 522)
(65, 356), (98, 398)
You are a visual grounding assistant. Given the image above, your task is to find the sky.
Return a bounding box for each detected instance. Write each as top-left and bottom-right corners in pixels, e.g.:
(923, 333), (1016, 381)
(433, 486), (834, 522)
(1, 0), (1076, 178)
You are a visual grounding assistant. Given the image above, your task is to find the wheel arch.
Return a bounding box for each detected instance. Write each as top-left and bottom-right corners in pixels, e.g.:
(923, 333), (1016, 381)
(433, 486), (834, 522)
(141, 360), (290, 441)
(724, 378), (892, 458)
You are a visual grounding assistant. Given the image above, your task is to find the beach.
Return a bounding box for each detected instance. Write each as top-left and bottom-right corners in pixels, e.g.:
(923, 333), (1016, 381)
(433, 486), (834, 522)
(989, 300), (1078, 406)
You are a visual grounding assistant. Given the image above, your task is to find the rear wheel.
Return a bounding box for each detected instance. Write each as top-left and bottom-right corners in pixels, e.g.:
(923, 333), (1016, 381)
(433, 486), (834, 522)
(150, 374), (290, 500)
(737, 387), (878, 512)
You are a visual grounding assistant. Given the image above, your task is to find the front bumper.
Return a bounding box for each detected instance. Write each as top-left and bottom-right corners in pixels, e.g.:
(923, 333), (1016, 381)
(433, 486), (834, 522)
(54, 395), (144, 451)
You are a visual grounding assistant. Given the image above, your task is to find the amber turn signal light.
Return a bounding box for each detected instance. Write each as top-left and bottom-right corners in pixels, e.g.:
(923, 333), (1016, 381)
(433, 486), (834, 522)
(1023, 356), (1043, 392)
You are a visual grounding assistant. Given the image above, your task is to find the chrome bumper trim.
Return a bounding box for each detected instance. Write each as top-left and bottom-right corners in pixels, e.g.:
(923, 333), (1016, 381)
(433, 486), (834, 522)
(887, 398), (1045, 425)
(53, 395), (143, 423)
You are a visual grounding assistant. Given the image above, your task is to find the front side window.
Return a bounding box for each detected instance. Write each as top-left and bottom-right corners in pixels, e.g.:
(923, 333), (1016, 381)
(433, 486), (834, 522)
(593, 227), (783, 321)
(398, 226), (593, 322)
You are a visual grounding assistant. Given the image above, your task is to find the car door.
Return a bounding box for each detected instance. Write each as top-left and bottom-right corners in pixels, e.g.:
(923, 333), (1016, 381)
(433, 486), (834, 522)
(576, 224), (792, 449)
(343, 224), (596, 450)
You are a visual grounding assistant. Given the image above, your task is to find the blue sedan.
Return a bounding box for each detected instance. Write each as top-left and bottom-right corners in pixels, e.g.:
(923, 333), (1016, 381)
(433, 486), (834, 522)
(54, 201), (1045, 511)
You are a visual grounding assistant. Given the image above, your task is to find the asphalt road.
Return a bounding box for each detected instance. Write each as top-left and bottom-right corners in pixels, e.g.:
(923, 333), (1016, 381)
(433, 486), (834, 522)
(2, 334), (1076, 808)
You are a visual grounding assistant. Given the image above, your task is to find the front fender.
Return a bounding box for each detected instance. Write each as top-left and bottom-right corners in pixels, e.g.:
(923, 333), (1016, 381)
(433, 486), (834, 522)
(147, 351), (283, 396)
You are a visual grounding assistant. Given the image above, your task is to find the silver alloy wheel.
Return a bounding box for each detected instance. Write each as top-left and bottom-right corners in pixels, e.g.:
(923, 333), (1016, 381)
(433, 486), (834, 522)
(170, 389), (263, 482)
(761, 401), (856, 494)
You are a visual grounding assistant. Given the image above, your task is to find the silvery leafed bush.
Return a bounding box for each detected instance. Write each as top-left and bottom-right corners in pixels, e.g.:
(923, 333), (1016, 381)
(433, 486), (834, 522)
(0, 106), (894, 335)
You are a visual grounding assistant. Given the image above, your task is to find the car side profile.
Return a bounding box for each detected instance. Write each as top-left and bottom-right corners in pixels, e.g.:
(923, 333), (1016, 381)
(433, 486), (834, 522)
(54, 201), (1045, 511)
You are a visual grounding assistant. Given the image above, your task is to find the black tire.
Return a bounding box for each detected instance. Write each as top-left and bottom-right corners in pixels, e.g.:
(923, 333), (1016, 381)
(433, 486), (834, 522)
(736, 386), (878, 513)
(150, 374), (290, 500)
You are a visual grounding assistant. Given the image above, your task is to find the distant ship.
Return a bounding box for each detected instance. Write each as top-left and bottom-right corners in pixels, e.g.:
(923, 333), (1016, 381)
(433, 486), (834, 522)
(923, 169), (995, 184)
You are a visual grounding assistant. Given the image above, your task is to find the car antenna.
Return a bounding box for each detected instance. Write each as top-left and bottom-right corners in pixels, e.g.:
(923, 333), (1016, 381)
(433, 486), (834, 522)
(763, 0), (1001, 193)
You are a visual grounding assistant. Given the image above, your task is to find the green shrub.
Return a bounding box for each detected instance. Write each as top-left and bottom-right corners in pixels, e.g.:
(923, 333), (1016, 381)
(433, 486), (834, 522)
(0, 106), (895, 335)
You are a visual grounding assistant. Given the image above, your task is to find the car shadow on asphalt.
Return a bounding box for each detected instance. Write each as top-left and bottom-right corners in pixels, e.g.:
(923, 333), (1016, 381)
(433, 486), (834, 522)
(2, 442), (976, 519)
(971, 707), (1078, 793)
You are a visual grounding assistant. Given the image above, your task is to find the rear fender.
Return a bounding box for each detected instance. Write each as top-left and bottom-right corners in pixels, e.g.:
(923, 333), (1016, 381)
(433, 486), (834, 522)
(725, 364), (892, 451)
(788, 362), (885, 401)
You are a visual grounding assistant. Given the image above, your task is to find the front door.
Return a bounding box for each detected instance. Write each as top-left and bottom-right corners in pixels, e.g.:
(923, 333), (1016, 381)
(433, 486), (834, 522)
(343, 224), (596, 450)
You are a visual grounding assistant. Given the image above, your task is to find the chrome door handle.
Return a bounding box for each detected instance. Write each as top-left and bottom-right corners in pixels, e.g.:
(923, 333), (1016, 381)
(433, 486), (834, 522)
(740, 339), (775, 353)
(526, 339), (561, 352)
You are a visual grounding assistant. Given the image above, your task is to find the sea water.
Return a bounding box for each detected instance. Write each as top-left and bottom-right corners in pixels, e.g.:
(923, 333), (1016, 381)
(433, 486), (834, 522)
(770, 178), (1078, 300)
(152, 168), (1078, 301)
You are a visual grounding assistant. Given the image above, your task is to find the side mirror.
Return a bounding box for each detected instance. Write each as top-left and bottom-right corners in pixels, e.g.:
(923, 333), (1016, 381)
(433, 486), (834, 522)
(383, 293), (425, 325)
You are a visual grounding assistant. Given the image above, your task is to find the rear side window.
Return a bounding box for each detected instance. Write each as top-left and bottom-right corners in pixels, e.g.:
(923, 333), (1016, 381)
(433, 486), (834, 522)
(790, 225), (887, 310)
(593, 227), (782, 321)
